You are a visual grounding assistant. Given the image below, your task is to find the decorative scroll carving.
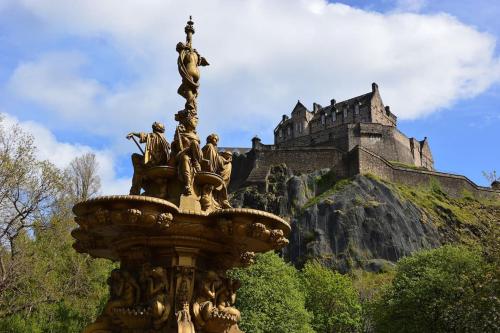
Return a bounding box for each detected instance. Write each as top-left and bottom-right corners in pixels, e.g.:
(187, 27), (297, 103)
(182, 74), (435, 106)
(217, 218), (233, 236)
(95, 208), (110, 224)
(270, 229), (289, 247)
(126, 208), (142, 223)
(240, 251), (255, 266)
(157, 212), (173, 228)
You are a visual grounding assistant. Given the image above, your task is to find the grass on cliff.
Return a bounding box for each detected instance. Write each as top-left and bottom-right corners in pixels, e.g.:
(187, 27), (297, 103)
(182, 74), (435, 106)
(365, 173), (500, 245)
(303, 172), (352, 209)
(389, 160), (428, 171)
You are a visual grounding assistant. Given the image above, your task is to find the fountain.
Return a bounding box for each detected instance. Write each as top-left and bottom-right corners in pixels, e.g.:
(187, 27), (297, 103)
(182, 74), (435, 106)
(72, 17), (290, 333)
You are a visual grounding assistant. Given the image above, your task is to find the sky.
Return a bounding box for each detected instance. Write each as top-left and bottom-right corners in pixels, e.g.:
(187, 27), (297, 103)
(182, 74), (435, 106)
(0, 0), (499, 194)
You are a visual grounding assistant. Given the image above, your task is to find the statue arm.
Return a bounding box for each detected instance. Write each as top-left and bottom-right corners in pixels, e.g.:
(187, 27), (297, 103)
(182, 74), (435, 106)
(126, 132), (144, 141)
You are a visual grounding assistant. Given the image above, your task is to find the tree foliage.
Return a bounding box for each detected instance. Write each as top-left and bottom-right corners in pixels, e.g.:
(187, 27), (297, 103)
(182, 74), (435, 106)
(372, 245), (499, 333)
(0, 118), (64, 251)
(302, 261), (362, 333)
(0, 118), (114, 332)
(229, 252), (314, 333)
(65, 152), (101, 202)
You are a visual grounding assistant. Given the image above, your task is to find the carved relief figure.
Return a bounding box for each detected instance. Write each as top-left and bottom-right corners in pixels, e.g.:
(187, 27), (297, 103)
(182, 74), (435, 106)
(201, 133), (232, 208)
(127, 121), (170, 195)
(104, 269), (141, 316)
(215, 278), (241, 320)
(193, 271), (242, 331)
(141, 265), (171, 329)
(193, 271), (220, 326)
(83, 269), (141, 333)
(177, 16), (209, 114)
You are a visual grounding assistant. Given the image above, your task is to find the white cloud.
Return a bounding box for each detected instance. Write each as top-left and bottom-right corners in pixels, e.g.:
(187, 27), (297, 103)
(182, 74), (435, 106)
(0, 113), (130, 195)
(4, 0), (500, 145)
(393, 0), (428, 13)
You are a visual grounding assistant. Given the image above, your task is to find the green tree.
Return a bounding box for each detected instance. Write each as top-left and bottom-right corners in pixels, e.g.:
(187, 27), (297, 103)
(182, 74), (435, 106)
(372, 245), (499, 333)
(0, 118), (113, 332)
(229, 252), (314, 333)
(302, 261), (362, 333)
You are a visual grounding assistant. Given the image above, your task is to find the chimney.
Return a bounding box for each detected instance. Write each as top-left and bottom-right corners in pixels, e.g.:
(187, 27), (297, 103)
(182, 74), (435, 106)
(313, 103), (321, 112)
(372, 82), (379, 93)
(385, 105), (391, 115)
(282, 115), (288, 122)
(330, 99), (336, 106)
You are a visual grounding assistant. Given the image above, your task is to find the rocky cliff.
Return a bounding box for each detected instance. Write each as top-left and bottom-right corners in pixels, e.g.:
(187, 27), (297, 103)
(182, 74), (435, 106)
(230, 165), (499, 272)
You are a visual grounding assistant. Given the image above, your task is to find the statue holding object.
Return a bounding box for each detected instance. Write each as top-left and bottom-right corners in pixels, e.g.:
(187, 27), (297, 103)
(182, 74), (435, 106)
(201, 133), (232, 209)
(177, 16), (209, 115)
(127, 121), (170, 195)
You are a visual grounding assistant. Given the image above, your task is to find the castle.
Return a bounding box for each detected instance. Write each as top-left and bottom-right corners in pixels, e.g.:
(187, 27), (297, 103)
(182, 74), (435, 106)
(273, 83), (433, 170)
(228, 83), (498, 199)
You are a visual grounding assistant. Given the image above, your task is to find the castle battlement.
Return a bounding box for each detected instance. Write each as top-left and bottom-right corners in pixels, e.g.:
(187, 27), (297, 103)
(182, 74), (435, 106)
(274, 83), (397, 146)
(271, 83), (433, 170)
(227, 83), (499, 200)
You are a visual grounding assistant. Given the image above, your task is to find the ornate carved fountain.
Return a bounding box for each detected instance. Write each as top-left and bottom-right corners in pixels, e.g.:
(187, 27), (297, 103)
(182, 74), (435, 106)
(72, 17), (290, 333)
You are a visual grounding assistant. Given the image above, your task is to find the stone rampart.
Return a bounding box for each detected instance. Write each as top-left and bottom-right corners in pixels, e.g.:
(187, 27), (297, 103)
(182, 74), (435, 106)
(245, 146), (348, 187)
(356, 146), (499, 199)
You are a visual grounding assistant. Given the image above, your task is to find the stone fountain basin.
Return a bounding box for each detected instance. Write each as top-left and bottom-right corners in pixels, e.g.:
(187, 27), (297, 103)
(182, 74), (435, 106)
(72, 195), (290, 263)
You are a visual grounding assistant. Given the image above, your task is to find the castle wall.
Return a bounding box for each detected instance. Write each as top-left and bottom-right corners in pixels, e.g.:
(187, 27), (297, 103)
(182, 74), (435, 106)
(369, 88), (397, 127)
(244, 146), (348, 186)
(356, 146), (499, 200)
(275, 122), (424, 169)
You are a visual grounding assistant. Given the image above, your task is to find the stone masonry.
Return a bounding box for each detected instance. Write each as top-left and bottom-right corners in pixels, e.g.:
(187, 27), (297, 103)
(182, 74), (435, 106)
(225, 83), (499, 199)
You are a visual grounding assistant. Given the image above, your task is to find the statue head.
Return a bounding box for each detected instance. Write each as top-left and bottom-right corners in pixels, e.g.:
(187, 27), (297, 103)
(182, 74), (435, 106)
(187, 114), (198, 130)
(176, 41), (185, 53)
(152, 122), (165, 133)
(206, 133), (219, 146)
(175, 110), (198, 131)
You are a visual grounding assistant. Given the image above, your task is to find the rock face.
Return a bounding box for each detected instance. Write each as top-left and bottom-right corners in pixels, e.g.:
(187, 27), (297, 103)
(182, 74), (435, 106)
(231, 165), (442, 272)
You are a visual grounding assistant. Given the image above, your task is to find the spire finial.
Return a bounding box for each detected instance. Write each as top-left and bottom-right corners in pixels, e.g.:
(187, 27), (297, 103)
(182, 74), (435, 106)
(185, 15), (195, 47)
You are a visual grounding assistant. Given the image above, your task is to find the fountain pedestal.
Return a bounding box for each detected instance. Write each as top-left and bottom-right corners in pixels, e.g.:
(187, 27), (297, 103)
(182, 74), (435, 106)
(72, 193), (289, 332)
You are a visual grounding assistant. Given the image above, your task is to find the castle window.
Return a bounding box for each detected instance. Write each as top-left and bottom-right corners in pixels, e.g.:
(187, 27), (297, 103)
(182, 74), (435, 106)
(279, 129), (283, 138)
(343, 108), (348, 120)
(332, 111), (336, 122)
(321, 114), (326, 125)
(355, 104), (359, 115)
(287, 127), (291, 136)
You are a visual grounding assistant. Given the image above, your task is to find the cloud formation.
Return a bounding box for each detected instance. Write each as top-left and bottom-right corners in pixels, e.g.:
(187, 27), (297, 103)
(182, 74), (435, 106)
(6, 1), (499, 135)
(1, 0), (500, 191)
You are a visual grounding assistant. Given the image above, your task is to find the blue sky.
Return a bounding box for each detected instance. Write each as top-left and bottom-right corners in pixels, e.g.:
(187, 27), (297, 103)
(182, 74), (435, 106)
(0, 0), (499, 192)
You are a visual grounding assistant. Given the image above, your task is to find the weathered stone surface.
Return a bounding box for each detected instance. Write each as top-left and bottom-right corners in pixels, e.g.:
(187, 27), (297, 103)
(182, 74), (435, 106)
(231, 166), (443, 272)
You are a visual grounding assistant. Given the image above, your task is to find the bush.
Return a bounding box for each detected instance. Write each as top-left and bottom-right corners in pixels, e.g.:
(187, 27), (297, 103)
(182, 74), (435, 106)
(229, 252), (314, 333)
(372, 245), (499, 333)
(302, 261), (362, 333)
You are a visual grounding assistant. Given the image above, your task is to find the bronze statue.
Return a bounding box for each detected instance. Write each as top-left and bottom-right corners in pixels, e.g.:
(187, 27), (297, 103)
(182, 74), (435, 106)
(177, 16), (209, 115)
(202, 133), (232, 208)
(75, 16), (290, 333)
(170, 111), (203, 195)
(127, 121), (170, 195)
